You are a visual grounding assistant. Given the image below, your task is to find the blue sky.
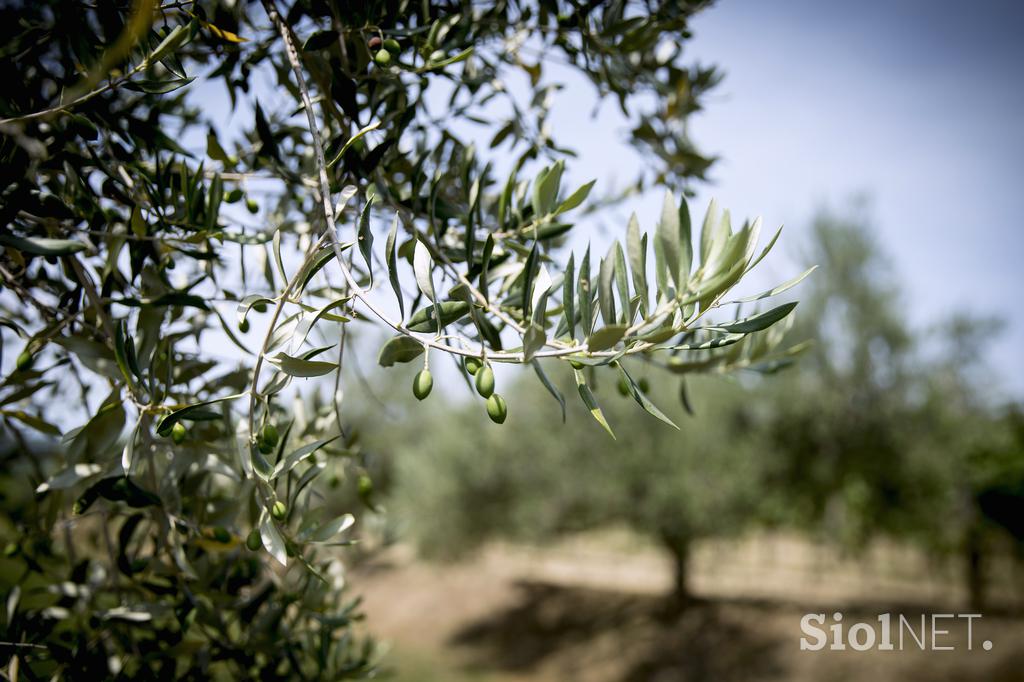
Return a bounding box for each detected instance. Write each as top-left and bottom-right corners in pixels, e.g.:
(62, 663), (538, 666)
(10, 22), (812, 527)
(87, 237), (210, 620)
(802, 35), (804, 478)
(192, 1), (1024, 399)
(529, 0), (1024, 397)
(687, 0), (1024, 396)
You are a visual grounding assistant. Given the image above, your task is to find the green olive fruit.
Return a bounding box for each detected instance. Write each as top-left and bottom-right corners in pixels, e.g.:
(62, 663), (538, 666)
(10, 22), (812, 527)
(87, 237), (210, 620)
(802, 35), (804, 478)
(429, 49), (446, 63)
(638, 378), (651, 393)
(213, 526), (231, 543)
(486, 393), (508, 424)
(225, 188), (243, 203)
(412, 369), (433, 400)
(261, 423), (279, 448)
(253, 302), (267, 313)
(464, 357), (482, 375)
(171, 421), (187, 444)
(3, 542), (18, 557)
(16, 350), (34, 372)
(246, 528), (262, 551)
(258, 438), (275, 455)
(246, 197), (259, 213)
(569, 359), (585, 370)
(374, 49), (392, 66)
(238, 318), (250, 333)
(357, 474), (373, 496)
(475, 366), (495, 398)
(271, 501), (287, 521)
(383, 38), (401, 54)
(617, 377), (630, 396)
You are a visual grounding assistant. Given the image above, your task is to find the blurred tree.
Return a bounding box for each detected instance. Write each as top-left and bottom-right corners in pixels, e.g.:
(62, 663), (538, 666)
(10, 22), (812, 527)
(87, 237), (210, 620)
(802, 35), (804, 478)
(387, 371), (780, 609)
(0, 0), (810, 677)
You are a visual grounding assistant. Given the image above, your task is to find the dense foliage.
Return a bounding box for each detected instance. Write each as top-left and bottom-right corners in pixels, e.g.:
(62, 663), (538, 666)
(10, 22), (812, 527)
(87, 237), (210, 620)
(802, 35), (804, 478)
(0, 0), (810, 677)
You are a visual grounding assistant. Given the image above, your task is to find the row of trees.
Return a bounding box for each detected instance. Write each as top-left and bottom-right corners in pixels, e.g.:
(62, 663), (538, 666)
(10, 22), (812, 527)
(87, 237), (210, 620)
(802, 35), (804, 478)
(383, 208), (1024, 610)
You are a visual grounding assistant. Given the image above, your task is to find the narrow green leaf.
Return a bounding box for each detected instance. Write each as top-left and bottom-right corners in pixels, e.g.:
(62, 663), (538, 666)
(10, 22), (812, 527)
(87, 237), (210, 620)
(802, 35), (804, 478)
(578, 245), (594, 336)
(406, 301), (471, 332)
(273, 435), (339, 479)
(626, 215), (648, 316)
(236, 294), (275, 325)
(598, 247), (616, 326)
(587, 324), (628, 351)
(710, 302), (798, 334)
(615, 362), (678, 429)
(562, 253), (576, 340)
(156, 393), (242, 436)
(671, 333), (746, 350)
(554, 179), (595, 215)
(613, 241), (630, 323)
(327, 120), (381, 167)
(357, 196), (375, 285)
(385, 214), (404, 318)
(728, 266), (817, 304)
(259, 512), (287, 566)
(657, 190), (682, 292)
(413, 238), (438, 330)
(0, 234), (86, 256)
(532, 360), (566, 422)
(573, 369), (615, 439)
(377, 335), (424, 367)
(310, 513), (355, 543)
(270, 353), (338, 378)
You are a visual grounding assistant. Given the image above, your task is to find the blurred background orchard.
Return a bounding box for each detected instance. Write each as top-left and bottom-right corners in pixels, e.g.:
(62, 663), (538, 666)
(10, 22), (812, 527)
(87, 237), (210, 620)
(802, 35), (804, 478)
(342, 1), (1024, 679)
(2, 0), (1023, 680)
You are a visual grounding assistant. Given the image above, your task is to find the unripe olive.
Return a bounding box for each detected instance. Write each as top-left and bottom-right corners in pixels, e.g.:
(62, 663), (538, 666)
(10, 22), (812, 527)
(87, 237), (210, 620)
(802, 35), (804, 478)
(3, 542), (18, 557)
(271, 501), (287, 521)
(374, 49), (392, 66)
(286, 541), (297, 558)
(246, 528), (262, 551)
(412, 369), (433, 400)
(258, 438), (275, 455)
(464, 357), (482, 375)
(638, 378), (651, 393)
(246, 198), (259, 213)
(238, 318), (250, 333)
(357, 474), (373, 497)
(261, 423), (279, 449)
(16, 350), (34, 372)
(213, 526), (231, 543)
(253, 302), (267, 313)
(486, 393), (507, 424)
(383, 38), (401, 54)
(429, 49), (446, 63)
(171, 421), (187, 444)
(617, 377), (630, 397)
(225, 188), (243, 203)
(569, 359), (585, 370)
(475, 366), (495, 398)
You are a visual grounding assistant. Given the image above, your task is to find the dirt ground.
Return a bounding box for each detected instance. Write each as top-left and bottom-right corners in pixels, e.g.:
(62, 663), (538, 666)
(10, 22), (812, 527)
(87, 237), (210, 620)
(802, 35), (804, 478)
(352, 531), (1024, 681)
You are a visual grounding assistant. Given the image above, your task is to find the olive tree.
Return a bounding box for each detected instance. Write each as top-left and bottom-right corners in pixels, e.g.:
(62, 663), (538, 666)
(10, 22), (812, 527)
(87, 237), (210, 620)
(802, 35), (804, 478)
(0, 0), (808, 677)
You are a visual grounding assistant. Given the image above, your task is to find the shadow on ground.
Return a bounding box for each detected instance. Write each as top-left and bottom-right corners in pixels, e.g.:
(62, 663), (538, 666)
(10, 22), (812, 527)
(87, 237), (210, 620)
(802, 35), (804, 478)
(449, 580), (786, 682)
(446, 580), (1024, 682)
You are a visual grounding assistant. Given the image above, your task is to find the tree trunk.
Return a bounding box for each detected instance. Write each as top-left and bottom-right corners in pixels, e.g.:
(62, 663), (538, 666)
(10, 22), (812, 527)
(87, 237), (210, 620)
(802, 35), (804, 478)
(966, 526), (985, 612)
(660, 528), (692, 612)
